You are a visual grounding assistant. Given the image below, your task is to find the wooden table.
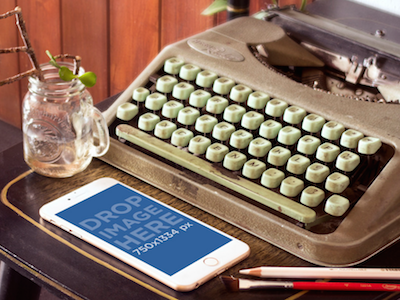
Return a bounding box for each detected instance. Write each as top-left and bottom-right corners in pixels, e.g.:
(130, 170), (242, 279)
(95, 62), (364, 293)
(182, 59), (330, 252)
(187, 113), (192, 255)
(1, 118), (400, 300)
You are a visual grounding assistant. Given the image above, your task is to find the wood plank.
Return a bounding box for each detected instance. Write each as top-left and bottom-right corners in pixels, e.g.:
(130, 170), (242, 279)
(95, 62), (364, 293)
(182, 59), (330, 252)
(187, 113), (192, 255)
(160, 0), (214, 48)
(0, 2), (23, 128)
(109, 0), (160, 96)
(61, 0), (108, 105)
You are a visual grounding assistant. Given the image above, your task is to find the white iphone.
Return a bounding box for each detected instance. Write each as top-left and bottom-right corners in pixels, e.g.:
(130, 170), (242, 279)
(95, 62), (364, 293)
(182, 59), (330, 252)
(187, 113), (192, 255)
(39, 178), (250, 292)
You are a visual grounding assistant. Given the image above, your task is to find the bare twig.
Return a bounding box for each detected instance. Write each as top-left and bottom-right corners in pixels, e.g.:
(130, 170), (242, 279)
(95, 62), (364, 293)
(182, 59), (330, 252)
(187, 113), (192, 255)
(0, 6), (42, 85)
(0, 46), (27, 54)
(0, 69), (39, 86)
(0, 6), (19, 19)
(14, 6), (42, 78)
(0, 6), (83, 86)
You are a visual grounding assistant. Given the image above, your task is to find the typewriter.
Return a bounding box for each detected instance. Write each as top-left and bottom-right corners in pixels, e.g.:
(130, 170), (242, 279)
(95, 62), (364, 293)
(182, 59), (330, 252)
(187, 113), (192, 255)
(101, 4), (400, 266)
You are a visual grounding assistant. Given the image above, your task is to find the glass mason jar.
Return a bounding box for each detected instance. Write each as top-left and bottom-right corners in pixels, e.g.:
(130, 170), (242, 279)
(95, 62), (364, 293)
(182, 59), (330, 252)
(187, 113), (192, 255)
(22, 62), (109, 178)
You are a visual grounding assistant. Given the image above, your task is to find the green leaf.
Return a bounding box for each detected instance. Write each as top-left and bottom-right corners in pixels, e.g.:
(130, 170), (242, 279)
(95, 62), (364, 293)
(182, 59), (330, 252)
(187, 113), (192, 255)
(59, 66), (77, 81)
(45, 50), (97, 87)
(46, 50), (60, 69)
(201, 0), (227, 15)
(78, 71), (97, 87)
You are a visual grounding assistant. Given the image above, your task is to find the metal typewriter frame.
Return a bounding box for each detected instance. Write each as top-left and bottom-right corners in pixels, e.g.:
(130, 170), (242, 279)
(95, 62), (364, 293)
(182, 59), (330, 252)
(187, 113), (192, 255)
(101, 17), (400, 266)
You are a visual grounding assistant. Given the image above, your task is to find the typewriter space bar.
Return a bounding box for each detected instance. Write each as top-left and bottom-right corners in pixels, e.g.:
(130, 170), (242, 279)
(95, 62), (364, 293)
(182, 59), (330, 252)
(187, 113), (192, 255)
(116, 124), (316, 223)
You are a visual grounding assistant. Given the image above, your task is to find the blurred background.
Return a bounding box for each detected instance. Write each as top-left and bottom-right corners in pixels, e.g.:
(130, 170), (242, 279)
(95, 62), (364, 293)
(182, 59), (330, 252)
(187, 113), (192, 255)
(0, 0), (311, 129)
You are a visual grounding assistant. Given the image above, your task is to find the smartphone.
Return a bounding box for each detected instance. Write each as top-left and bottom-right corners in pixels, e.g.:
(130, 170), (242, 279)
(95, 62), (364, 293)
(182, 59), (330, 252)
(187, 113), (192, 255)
(39, 178), (250, 292)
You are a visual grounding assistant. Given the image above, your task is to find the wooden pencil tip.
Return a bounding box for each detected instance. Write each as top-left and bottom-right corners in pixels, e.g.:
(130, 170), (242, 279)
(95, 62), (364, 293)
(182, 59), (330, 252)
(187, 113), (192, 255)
(239, 268), (262, 277)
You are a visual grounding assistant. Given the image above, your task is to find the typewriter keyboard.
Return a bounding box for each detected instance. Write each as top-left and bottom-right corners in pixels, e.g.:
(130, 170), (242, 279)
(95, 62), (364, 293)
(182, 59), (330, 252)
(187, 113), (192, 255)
(111, 57), (393, 233)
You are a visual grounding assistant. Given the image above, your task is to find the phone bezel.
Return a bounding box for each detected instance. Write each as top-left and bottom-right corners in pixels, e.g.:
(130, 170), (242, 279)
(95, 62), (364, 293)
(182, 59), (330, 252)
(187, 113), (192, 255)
(39, 177), (250, 291)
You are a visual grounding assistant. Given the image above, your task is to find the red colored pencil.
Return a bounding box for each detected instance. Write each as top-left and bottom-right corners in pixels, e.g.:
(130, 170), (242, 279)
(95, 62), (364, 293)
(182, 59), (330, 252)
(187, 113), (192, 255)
(220, 276), (400, 292)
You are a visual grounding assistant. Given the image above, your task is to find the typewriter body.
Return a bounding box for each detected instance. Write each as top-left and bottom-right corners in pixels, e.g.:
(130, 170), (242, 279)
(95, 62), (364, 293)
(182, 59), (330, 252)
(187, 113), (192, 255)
(101, 5), (400, 266)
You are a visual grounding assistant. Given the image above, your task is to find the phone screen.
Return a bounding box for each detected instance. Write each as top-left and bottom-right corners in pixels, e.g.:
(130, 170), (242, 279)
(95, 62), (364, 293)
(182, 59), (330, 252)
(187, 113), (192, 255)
(56, 183), (232, 276)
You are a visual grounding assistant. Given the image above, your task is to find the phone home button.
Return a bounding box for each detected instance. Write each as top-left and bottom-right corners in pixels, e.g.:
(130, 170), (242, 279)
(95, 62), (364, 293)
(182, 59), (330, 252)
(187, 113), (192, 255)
(203, 257), (219, 266)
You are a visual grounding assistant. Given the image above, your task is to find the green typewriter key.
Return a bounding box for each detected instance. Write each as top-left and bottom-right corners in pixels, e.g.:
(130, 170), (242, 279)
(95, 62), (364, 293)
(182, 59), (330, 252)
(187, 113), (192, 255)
(302, 114), (325, 133)
(277, 126), (301, 146)
(212, 122), (235, 141)
(164, 57), (185, 75)
(145, 93), (167, 111)
(171, 128), (194, 147)
(116, 103), (138, 121)
(267, 146), (291, 167)
(213, 77), (235, 95)
(280, 176), (304, 197)
(179, 64), (201, 81)
(358, 137), (382, 155)
(242, 159), (267, 179)
(305, 163), (330, 184)
(248, 137), (272, 158)
(340, 129), (364, 149)
(156, 75), (178, 93)
(177, 107), (200, 126)
(325, 195), (350, 217)
(154, 120), (177, 139)
(206, 96), (229, 115)
(223, 104), (246, 123)
(230, 84), (252, 103)
(188, 136), (211, 155)
(259, 120), (282, 139)
(316, 142), (340, 163)
(205, 143), (229, 163)
(229, 129), (253, 150)
(195, 114), (218, 134)
(297, 135), (321, 155)
(223, 151), (247, 171)
(300, 186), (325, 207)
(247, 91), (270, 110)
(172, 82), (195, 100)
(336, 151), (360, 172)
(321, 121), (345, 141)
(189, 90), (211, 108)
(261, 168), (285, 189)
(283, 106), (307, 125)
(241, 111), (264, 131)
(286, 154), (311, 175)
(265, 99), (288, 117)
(138, 113), (160, 131)
(325, 172), (350, 193)
(196, 70), (218, 88)
(132, 87), (150, 103)
(161, 100), (184, 119)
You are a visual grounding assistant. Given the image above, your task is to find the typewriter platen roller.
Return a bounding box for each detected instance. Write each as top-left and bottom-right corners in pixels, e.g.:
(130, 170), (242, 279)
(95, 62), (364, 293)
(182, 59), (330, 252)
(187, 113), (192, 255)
(256, 5), (400, 104)
(101, 7), (400, 266)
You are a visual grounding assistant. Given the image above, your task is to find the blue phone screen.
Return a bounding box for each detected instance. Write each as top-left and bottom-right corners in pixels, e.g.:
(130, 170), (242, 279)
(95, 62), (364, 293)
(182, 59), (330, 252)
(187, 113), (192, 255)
(56, 183), (231, 275)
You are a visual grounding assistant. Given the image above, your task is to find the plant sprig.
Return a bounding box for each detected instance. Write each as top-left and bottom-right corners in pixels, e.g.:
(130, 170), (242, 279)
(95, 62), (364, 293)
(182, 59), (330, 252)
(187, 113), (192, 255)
(46, 50), (97, 87)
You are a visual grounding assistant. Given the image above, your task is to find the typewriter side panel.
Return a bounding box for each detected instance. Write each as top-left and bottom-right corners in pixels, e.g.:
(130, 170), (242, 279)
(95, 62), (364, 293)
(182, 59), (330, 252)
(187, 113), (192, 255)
(102, 17), (400, 266)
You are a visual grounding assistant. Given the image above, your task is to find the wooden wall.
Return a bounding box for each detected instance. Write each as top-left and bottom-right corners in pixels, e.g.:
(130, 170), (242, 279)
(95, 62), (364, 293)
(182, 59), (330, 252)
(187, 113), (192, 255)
(0, 0), (311, 128)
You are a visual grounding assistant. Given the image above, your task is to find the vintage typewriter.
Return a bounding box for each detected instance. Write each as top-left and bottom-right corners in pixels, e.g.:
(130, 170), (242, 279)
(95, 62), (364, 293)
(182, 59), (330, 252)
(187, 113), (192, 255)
(101, 4), (400, 266)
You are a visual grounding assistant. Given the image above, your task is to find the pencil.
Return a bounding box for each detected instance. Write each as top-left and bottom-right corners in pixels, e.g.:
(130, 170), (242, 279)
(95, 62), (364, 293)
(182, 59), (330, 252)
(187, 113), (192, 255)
(220, 276), (400, 292)
(239, 266), (400, 280)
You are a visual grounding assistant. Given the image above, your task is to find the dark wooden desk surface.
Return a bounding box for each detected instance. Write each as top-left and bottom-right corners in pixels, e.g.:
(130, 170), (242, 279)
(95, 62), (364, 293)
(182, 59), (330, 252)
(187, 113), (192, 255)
(1, 119), (400, 300)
